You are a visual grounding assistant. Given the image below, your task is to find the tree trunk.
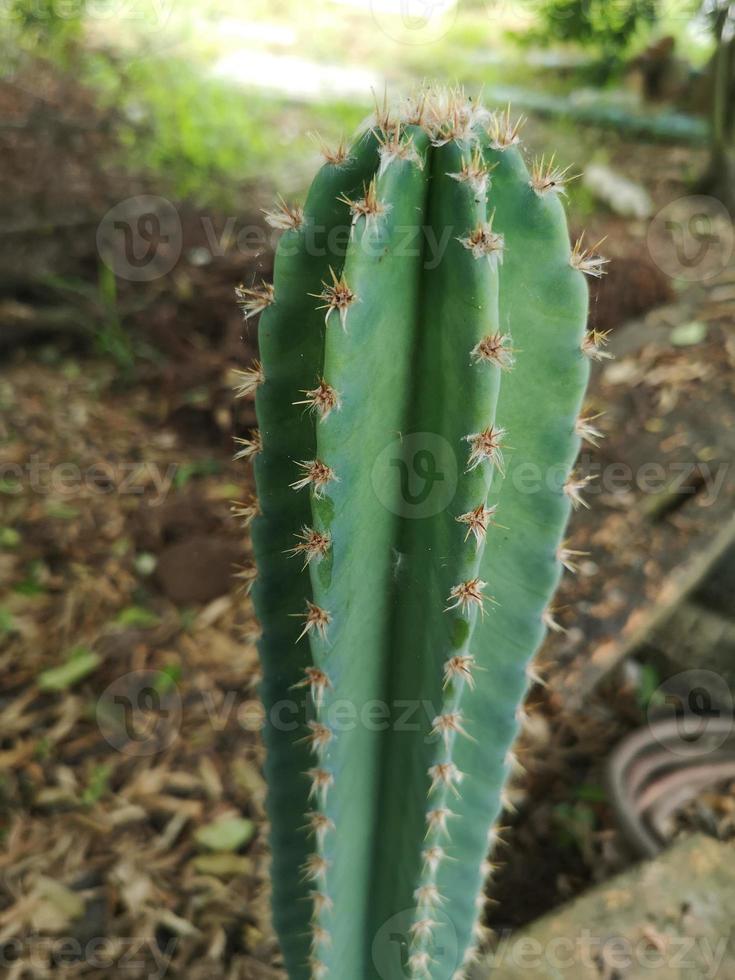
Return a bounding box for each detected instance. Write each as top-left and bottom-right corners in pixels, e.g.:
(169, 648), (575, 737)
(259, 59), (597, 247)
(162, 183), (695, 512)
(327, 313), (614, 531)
(698, 5), (735, 211)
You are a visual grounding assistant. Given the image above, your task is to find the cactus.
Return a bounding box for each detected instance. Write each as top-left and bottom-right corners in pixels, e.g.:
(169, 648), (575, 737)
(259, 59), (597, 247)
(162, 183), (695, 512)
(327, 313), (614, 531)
(238, 90), (606, 980)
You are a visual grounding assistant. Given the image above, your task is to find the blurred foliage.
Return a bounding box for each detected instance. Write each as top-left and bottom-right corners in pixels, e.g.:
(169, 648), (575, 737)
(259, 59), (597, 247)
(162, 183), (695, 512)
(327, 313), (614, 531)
(113, 606), (161, 628)
(38, 646), (101, 691)
(3, 0), (721, 204)
(634, 661), (664, 711)
(79, 50), (365, 204)
(5, 0), (85, 51)
(552, 799), (598, 855)
(43, 268), (136, 375)
(517, 0), (659, 76)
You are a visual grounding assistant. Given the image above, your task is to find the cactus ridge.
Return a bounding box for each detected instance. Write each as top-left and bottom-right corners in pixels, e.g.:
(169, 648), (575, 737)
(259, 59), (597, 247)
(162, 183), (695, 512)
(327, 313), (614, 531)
(243, 90), (602, 980)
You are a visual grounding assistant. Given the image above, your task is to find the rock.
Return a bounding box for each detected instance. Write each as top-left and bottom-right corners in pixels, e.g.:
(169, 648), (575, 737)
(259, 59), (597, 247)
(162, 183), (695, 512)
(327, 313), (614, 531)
(154, 535), (240, 603)
(584, 164), (654, 219)
(647, 598), (735, 693)
(473, 834), (735, 978)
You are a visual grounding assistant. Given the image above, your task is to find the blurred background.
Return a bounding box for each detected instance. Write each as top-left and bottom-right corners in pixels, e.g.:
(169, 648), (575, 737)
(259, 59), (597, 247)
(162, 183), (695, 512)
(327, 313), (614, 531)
(1, 1), (734, 977)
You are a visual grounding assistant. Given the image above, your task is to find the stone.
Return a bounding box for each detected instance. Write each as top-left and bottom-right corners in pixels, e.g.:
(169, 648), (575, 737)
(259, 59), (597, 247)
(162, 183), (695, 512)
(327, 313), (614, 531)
(155, 535), (240, 603)
(473, 834), (735, 979)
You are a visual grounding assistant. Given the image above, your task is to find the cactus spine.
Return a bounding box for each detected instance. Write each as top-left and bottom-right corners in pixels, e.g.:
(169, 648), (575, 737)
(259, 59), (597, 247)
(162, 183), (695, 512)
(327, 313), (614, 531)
(241, 90), (604, 980)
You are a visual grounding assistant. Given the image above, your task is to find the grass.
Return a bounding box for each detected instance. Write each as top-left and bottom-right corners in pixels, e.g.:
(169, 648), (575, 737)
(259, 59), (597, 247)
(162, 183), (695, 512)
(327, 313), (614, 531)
(82, 48), (367, 204)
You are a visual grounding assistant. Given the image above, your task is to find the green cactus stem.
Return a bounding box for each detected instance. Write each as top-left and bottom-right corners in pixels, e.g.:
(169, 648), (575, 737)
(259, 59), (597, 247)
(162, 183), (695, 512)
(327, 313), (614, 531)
(238, 90), (607, 980)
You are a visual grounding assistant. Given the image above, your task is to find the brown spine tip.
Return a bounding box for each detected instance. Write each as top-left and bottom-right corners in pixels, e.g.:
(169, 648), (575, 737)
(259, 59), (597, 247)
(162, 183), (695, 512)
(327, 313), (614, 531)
(311, 925), (332, 950)
(414, 882), (445, 908)
(425, 806), (455, 838)
(447, 145), (494, 196)
(422, 845), (446, 874)
(302, 853), (330, 884)
(408, 951), (431, 977)
(263, 196), (304, 231)
(306, 810), (335, 845)
(337, 177), (390, 231)
(290, 459), (337, 497)
(445, 579), (490, 615)
(400, 89), (429, 127)
(235, 281), (274, 319)
(375, 124), (422, 176)
(431, 713), (470, 747)
(293, 599), (332, 642)
(481, 857), (500, 879)
(464, 426), (506, 473)
(470, 332), (515, 371)
(312, 131), (351, 166)
(458, 213), (505, 266)
(371, 85), (393, 132)
(232, 360), (265, 398)
(500, 788), (517, 813)
(311, 891), (334, 916)
(286, 526), (332, 568)
(409, 918), (438, 944)
(306, 768), (334, 805)
(305, 720), (334, 758)
(556, 544), (589, 574)
(233, 563), (257, 594)
(428, 761), (463, 796)
(542, 606), (567, 634)
(525, 664), (547, 688)
(504, 749), (526, 777)
(309, 957), (329, 980)
(487, 105), (525, 149)
(575, 412), (604, 446)
(571, 234), (609, 278)
(233, 429), (262, 461)
(230, 497), (259, 527)
(294, 379), (342, 421)
(310, 267), (357, 331)
(529, 154), (577, 197)
(443, 654), (478, 690)
(564, 472), (596, 509)
(427, 86), (483, 145)
(293, 666), (333, 708)
(581, 329), (614, 362)
(456, 503), (499, 545)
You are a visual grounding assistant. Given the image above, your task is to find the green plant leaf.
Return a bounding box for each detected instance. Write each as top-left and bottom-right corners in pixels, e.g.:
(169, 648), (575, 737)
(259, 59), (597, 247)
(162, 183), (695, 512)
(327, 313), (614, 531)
(38, 647), (101, 691)
(194, 816), (255, 852)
